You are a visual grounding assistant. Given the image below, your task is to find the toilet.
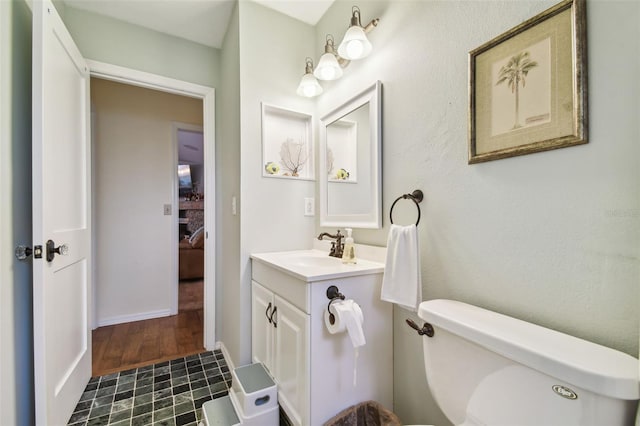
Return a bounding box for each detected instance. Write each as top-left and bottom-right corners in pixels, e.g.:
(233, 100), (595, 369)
(415, 299), (639, 425)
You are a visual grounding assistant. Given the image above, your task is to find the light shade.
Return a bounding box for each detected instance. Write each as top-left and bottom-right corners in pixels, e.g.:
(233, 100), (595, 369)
(338, 25), (372, 60)
(314, 52), (343, 81)
(297, 73), (323, 97)
(297, 57), (323, 97)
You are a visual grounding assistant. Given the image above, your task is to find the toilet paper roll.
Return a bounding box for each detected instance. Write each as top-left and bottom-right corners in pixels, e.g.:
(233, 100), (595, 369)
(324, 299), (365, 347)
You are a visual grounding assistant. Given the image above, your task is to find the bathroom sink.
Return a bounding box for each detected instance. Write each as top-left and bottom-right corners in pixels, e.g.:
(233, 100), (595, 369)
(281, 252), (343, 268)
(251, 248), (384, 281)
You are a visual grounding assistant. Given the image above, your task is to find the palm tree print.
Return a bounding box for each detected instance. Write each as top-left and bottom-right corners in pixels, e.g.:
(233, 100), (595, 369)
(496, 51), (539, 129)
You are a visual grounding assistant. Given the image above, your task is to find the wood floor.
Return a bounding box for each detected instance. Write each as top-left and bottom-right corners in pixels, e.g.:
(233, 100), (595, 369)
(92, 280), (204, 377)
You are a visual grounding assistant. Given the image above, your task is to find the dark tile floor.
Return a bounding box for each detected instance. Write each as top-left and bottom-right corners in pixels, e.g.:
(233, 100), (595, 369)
(68, 350), (231, 426)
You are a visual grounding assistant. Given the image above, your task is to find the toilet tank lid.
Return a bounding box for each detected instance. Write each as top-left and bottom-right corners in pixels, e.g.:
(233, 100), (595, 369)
(418, 299), (640, 400)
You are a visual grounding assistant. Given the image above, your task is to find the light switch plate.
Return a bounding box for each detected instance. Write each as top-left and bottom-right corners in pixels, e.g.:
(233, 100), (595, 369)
(304, 198), (314, 216)
(163, 204), (172, 215)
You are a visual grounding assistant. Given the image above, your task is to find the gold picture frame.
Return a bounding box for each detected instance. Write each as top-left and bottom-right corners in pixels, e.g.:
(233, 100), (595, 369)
(468, 0), (587, 164)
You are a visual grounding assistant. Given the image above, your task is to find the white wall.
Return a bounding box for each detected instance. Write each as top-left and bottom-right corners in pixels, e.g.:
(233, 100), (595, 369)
(0, 0), (34, 423)
(92, 78), (203, 325)
(60, 5), (221, 89)
(315, 1), (639, 424)
(216, 2), (242, 362)
(233, 1), (318, 366)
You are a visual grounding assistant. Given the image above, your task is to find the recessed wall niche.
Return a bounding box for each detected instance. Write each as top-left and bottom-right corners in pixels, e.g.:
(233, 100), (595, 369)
(261, 103), (314, 181)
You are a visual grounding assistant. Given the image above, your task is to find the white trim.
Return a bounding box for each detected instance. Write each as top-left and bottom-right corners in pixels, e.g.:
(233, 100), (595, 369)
(319, 81), (382, 229)
(216, 341), (236, 372)
(202, 92), (216, 350)
(87, 60), (217, 350)
(97, 309), (173, 328)
(87, 61), (212, 99)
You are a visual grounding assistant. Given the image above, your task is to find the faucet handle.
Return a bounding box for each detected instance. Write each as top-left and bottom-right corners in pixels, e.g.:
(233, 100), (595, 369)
(329, 242), (336, 256)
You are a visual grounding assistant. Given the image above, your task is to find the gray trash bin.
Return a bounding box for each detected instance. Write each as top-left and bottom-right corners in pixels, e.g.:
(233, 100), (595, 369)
(323, 400), (402, 426)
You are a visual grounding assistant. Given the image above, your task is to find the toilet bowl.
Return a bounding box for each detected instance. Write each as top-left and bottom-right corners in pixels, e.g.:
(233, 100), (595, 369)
(414, 299), (639, 425)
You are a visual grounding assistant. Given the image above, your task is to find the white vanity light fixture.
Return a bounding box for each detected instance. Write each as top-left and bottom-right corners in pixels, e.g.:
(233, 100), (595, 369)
(314, 35), (349, 81)
(337, 6), (379, 60)
(297, 57), (323, 98)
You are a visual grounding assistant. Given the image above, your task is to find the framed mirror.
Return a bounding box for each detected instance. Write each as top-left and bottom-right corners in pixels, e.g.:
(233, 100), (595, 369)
(319, 81), (382, 228)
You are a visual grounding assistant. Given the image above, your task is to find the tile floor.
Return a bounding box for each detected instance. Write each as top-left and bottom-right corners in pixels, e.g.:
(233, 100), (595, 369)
(68, 350), (231, 426)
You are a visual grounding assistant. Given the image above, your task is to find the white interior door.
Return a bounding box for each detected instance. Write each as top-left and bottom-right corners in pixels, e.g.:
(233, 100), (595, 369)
(32, 1), (91, 424)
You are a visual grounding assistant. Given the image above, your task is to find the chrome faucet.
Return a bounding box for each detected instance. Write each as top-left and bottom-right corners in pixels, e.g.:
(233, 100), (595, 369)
(317, 230), (344, 258)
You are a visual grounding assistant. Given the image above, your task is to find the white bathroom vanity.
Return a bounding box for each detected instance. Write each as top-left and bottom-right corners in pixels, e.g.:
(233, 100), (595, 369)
(250, 245), (392, 426)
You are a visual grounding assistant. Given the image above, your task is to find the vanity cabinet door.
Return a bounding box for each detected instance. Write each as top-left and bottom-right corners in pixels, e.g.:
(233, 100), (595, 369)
(251, 281), (274, 373)
(273, 295), (310, 426)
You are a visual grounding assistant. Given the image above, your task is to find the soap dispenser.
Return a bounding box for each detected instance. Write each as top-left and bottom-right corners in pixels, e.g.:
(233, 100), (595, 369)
(342, 228), (357, 264)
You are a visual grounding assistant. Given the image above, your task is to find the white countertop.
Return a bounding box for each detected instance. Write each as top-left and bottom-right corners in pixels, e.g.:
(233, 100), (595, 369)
(250, 248), (385, 282)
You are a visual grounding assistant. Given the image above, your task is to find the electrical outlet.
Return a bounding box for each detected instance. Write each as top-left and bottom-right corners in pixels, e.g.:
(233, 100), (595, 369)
(304, 198), (315, 216)
(232, 196), (237, 216)
(163, 204), (172, 215)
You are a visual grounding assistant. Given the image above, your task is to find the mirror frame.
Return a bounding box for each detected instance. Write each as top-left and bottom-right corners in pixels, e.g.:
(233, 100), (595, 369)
(319, 81), (382, 229)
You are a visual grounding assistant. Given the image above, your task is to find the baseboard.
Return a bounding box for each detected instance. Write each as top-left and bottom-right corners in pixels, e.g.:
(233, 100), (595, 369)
(215, 341), (236, 372)
(97, 309), (172, 327)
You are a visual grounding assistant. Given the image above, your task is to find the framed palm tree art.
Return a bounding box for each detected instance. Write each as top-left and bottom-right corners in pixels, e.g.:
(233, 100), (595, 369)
(468, 0), (587, 164)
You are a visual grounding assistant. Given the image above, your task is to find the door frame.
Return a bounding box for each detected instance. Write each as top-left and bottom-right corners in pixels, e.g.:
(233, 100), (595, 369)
(88, 60), (216, 349)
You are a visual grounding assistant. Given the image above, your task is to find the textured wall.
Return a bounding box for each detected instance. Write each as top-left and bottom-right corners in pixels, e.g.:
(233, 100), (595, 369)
(61, 6), (221, 88)
(216, 2), (243, 366)
(315, 1), (639, 424)
(236, 1), (318, 366)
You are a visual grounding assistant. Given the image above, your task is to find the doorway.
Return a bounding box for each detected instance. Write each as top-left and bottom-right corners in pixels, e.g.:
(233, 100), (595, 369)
(176, 124), (205, 343)
(88, 64), (215, 375)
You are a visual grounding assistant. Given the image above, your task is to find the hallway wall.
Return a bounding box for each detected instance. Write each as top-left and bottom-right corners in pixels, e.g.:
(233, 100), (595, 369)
(92, 78), (203, 325)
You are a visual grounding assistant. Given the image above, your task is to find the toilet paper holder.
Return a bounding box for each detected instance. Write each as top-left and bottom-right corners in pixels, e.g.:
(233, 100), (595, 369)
(326, 285), (346, 324)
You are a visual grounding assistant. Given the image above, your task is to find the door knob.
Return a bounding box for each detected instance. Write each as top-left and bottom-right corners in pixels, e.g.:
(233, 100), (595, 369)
(46, 240), (69, 262)
(15, 245), (43, 261)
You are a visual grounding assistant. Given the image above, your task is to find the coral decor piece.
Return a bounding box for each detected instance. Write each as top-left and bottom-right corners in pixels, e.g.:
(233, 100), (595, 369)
(326, 147), (335, 176)
(279, 138), (308, 177)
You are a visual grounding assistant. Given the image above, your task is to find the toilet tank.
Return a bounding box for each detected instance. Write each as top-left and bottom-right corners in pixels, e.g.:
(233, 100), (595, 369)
(417, 299), (639, 426)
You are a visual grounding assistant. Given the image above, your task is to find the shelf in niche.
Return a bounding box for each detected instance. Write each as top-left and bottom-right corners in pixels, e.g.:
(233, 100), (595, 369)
(261, 103), (314, 181)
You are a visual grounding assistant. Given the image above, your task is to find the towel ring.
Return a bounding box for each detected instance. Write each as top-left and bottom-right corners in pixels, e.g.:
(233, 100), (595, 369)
(389, 189), (424, 226)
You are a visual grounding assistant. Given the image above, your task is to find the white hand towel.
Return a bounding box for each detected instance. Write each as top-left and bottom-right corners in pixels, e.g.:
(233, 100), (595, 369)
(381, 224), (422, 311)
